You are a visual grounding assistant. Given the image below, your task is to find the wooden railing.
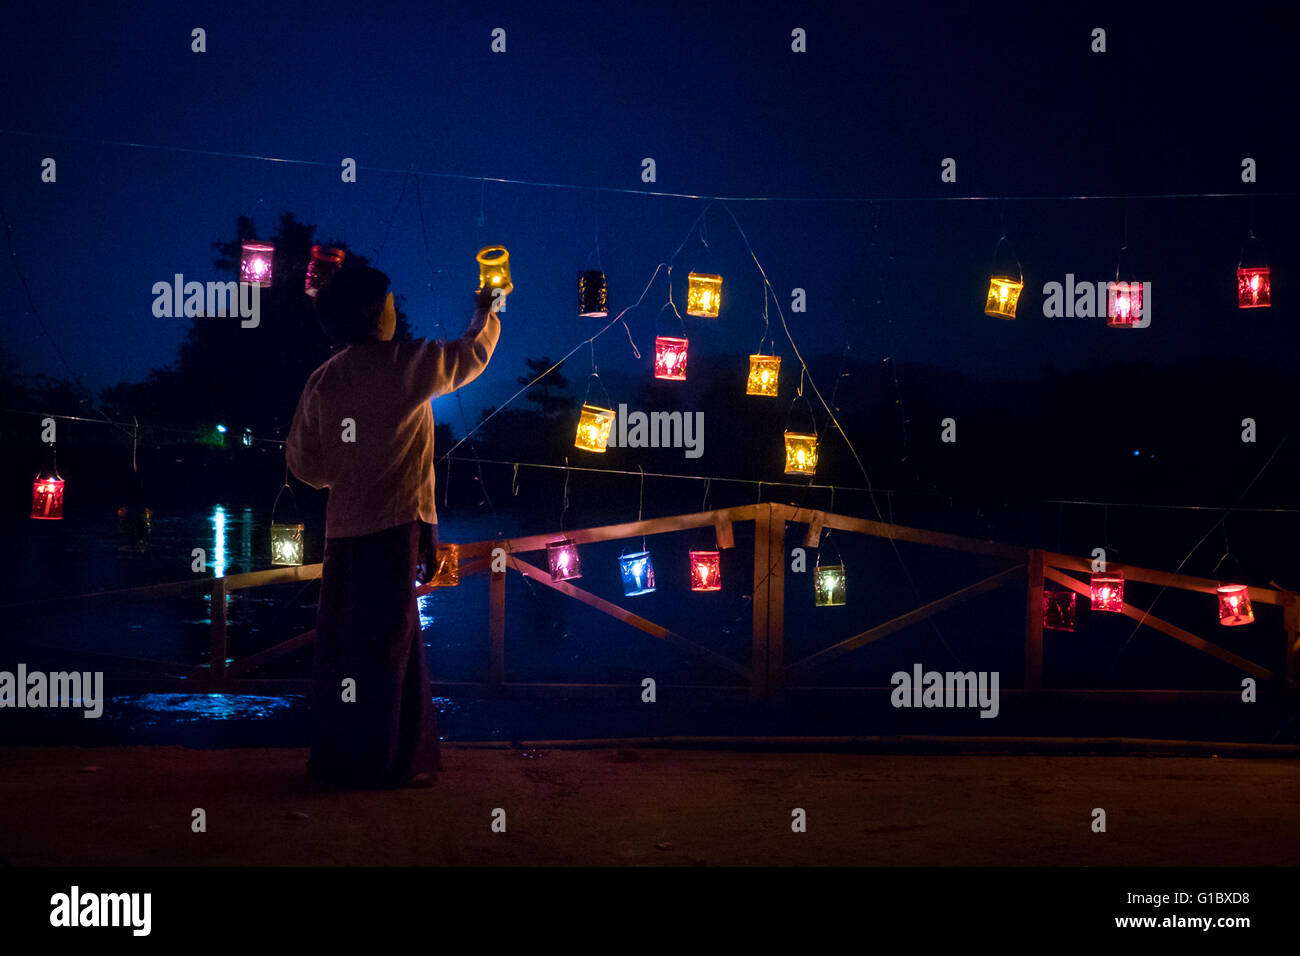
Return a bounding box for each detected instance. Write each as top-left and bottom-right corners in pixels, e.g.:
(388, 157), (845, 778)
(5, 502), (1297, 699)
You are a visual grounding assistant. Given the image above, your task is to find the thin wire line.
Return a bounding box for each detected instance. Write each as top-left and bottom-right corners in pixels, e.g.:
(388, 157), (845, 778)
(7, 129), (1286, 203)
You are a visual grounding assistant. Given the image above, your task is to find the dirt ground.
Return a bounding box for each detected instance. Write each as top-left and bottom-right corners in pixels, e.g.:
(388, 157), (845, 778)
(2, 745), (1298, 866)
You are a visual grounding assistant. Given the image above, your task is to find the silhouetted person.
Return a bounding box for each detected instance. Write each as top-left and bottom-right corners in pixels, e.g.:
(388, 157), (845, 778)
(287, 265), (504, 788)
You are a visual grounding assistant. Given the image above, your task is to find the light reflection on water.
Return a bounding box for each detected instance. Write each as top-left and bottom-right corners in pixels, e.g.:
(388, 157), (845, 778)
(114, 693), (300, 723)
(212, 505), (227, 578)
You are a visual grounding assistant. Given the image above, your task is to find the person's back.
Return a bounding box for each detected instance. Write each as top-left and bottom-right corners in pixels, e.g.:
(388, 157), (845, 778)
(286, 264), (505, 789)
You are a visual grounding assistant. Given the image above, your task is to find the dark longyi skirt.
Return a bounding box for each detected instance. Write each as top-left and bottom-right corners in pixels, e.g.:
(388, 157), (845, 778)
(307, 521), (442, 788)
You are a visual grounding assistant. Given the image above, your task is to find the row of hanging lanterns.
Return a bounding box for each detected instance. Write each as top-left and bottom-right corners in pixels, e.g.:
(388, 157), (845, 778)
(1044, 570), (1255, 631)
(237, 240), (348, 296)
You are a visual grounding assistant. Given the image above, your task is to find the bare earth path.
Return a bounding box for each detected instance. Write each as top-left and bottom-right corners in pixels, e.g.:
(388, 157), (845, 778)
(2, 746), (1298, 866)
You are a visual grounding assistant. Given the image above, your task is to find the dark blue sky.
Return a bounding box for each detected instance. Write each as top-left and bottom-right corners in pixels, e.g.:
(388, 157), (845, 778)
(2, 0), (1296, 429)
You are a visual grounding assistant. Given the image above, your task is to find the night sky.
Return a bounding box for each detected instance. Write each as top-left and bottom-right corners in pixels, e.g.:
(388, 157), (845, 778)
(2, 1), (1296, 431)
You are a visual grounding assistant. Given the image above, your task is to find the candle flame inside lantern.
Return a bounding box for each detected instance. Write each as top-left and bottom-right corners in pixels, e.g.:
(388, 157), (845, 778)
(547, 538), (582, 582)
(984, 275), (1023, 319)
(654, 336), (689, 381)
(574, 404), (616, 452)
(1237, 267), (1271, 308)
(1089, 572), (1125, 612)
(747, 355), (781, 396)
(689, 550), (721, 591)
(431, 544), (460, 587)
(686, 272), (722, 318)
(784, 431), (819, 476)
(1217, 584), (1255, 626)
(1107, 281), (1144, 327)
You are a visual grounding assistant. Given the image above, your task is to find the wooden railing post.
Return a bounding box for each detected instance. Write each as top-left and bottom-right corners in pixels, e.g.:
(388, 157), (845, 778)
(210, 576), (228, 686)
(767, 511), (785, 703)
(751, 504), (771, 701)
(1025, 550), (1044, 691)
(489, 543), (506, 688)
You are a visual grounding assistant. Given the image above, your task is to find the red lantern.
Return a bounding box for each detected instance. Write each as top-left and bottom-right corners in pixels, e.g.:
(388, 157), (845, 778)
(1107, 282), (1144, 327)
(654, 336), (689, 381)
(305, 246), (345, 297)
(689, 550), (721, 592)
(1090, 572), (1124, 612)
(1237, 267), (1271, 309)
(31, 472), (65, 520)
(1043, 590), (1077, 632)
(1216, 584), (1254, 626)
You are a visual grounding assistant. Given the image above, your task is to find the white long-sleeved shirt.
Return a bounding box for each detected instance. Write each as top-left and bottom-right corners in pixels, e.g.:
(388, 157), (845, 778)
(286, 309), (500, 539)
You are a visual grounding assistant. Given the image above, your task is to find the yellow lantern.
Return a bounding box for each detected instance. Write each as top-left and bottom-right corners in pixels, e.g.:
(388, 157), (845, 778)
(686, 272), (722, 317)
(746, 354), (781, 397)
(984, 275), (1023, 319)
(476, 246), (511, 291)
(784, 431), (818, 475)
(574, 403), (616, 452)
(271, 522), (304, 566)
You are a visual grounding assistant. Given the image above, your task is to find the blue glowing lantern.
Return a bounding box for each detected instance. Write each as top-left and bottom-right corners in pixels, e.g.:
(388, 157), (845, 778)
(619, 551), (656, 597)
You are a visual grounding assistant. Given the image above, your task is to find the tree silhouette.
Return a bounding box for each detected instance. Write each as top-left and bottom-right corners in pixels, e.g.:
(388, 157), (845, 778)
(517, 356), (571, 416)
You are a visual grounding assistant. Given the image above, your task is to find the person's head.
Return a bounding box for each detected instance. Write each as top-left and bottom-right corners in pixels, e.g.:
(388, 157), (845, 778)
(316, 266), (396, 345)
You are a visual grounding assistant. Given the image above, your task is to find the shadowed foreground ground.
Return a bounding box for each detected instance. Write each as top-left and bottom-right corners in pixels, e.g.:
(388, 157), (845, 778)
(2, 745), (1299, 866)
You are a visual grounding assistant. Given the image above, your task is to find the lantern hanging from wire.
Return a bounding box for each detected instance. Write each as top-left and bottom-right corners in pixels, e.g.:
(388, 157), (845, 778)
(1237, 267), (1271, 309)
(270, 522), (304, 566)
(305, 245), (345, 297)
(654, 336), (689, 381)
(689, 550), (721, 591)
(619, 550), (656, 597)
(574, 403), (616, 453)
(686, 272), (722, 317)
(1216, 584), (1254, 626)
(547, 538), (582, 582)
(578, 270), (608, 317)
(815, 563), (846, 607)
(784, 432), (818, 476)
(240, 240), (274, 287)
(30, 469), (64, 520)
(1043, 590), (1077, 632)
(1107, 281), (1144, 327)
(431, 543), (460, 588)
(476, 245), (511, 291)
(747, 353), (781, 397)
(1090, 572), (1124, 612)
(983, 233), (1024, 320)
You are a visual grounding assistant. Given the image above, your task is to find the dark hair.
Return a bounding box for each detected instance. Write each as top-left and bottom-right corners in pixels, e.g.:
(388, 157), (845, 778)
(315, 266), (391, 345)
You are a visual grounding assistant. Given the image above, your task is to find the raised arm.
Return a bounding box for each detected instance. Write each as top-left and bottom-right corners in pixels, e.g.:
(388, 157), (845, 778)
(402, 288), (505, 403)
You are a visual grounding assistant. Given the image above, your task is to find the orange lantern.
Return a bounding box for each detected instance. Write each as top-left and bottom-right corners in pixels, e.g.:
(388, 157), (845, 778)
(1090, 572), (1124, 612)
(984, 275), (1023, 319)
(746, 354), (781, 397)
(476, 246), (510, 291)
(574, 403), (616, 453)
(1217, 584), (1254, 626)
(784, 431), (818, 476)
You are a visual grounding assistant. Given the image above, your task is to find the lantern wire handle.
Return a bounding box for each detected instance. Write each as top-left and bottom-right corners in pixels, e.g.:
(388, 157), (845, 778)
(131, 416), (139, 474)
(511, 462), (520, 496)
(991, 234), (1023, 284)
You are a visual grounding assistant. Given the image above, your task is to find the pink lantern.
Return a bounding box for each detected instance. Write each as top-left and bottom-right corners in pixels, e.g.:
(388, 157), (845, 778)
(240, 241), (274, 287)
(1090, 572), (1124, 612)
(1107, 282), (1144, 327)
(1216, 584), (1254, 626)
(689, 550), (721, 592)
(654, 336), (689, 381)
(547, 538), (581, 582)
